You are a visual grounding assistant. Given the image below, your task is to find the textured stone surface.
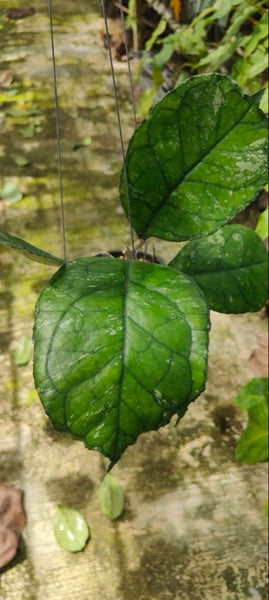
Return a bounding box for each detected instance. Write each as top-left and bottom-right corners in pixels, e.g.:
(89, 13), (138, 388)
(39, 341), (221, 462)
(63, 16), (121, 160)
(0, 1), (268, 598)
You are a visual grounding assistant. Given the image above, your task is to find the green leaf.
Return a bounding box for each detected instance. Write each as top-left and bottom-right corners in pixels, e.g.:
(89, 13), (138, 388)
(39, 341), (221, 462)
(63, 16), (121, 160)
(33, 257), (209, 464)
(54, 505), (90, 552)
(255, 207), (268, 240)
(259, 86), (268, 114)
(18, 125), (35, 139)
(235, 378), (268, 464)
(197, 37), (241, 69)
(12, 155), (30, 167)
(0, 231), (65, 267)
(14, 335), (32, 366)
(0, 181), (23, 203)
(234, 377), (268, 411)
(145, 17), (167, 52)
(120, 74), (268, 242)
(222, 2), (257, 41)
(169, 225), (268, 313)
(72, 137), (92, 151)
(244, 12), (268, 57)
(99, 474), (124, 520)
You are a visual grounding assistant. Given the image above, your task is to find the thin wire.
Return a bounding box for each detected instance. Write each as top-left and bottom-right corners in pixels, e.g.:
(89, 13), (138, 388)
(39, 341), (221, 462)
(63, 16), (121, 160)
(100, 0), (135, 255)
(118, 0), (137, 129)
(47, 0), (67, 261)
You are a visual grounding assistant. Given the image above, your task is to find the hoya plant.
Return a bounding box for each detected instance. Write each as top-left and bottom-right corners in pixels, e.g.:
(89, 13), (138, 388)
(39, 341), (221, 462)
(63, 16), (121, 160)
(1, 74), (268, 467)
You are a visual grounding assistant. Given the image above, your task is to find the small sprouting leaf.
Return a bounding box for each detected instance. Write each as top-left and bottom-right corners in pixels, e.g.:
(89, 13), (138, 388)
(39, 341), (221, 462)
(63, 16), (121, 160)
(72, 137), (92, 151)
(0, 231), (65, 267)
(33, 257), (209, 464)
(120, 74), (268, 242)
(13, 155), (30, 167)
(255, 207), (268, 240)
(169, 225), (268, 314)
(54, 505), (90, 553)
(14, 335), (32, 366)
(264, 502), (268, 516)
(235, 377), (268, 464)
(0, 181), (23, 203)
(99, 474), (124, 520)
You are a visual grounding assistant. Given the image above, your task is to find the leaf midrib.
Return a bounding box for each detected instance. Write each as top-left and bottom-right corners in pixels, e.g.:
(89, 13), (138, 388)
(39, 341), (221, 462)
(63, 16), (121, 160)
(110, 260), (129, 463)
(139, 101), (253, 237)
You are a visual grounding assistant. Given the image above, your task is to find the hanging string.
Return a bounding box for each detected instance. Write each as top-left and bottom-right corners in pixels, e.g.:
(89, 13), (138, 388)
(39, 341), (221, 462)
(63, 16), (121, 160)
(47, 0), (67, 261)
(100, 0), (135, 256)
(118, 0), (137, 129)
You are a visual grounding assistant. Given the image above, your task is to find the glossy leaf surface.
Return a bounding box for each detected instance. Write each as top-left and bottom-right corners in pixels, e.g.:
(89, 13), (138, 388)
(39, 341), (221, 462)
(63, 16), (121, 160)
(235, 377), (268, 464)
(54, 505), (90, 552)
(170, 225), (268, 313)
(0, 231), (65, 267)
(120, 74), (268, 241)
(99, 474), (124, 520)
(33, 257), (209, 464)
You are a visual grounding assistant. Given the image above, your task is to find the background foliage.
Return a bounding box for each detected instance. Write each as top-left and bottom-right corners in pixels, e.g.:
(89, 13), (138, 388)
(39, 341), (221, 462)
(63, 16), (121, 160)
(131, 0), (268, 115)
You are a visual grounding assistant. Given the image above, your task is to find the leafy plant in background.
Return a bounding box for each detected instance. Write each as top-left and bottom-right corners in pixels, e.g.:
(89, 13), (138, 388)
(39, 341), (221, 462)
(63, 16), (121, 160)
(234, 376), (268, 515)
(0, 74), (268, 468)
(138, 0), (268, 116)
(234, 377), (268, 465)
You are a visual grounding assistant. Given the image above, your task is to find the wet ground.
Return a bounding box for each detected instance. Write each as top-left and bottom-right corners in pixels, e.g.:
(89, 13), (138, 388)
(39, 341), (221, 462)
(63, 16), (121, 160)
(0, 1), (268, 599)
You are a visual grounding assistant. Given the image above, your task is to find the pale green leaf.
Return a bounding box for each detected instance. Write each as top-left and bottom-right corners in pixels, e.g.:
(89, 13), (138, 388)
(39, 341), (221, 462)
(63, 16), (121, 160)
(197, 37), (240, 69)
(169, 225), (268, 313)
(18, 125), (35, 138)
(99, 474), (124, 520)
(0, 181), (23, 203)
(54, 505), (90, 552)
(33, 257), (209, 464)
(244, 12), (268, 57)
(235, 377), (268, 410)
(12, 155), (30, 167)
(255, 207), (268, 240)
(120, 74), (268, 242)
(0, 231), (65, 267)
(235, 378), (268, 464)
(72, 137), (92, 151)
(259, 87), (268, 114)
(222, 2), (257, 41)
(14, 335), (32, 366)
(209, 0), (244, 21)
(145, 17), (167, 52)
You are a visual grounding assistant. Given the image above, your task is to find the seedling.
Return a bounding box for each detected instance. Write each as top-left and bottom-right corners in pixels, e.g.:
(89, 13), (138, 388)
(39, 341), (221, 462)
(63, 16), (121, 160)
(1, 74), (268, 467)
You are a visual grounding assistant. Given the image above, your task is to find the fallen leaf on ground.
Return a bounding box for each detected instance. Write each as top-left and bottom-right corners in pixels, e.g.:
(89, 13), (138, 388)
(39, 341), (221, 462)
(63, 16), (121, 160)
(0, 71), (13, 88)
(0, 486), (26, 569)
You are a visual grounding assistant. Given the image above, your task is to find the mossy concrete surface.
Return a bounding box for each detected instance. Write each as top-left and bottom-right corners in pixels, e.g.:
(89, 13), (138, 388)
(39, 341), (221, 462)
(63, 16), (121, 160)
(0, 1), (268, 599)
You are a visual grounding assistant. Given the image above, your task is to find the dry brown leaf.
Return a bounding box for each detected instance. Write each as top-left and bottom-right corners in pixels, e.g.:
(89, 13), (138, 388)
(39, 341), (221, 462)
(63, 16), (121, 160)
(0, 71), (13, 89)
(0, 486), (26, 569)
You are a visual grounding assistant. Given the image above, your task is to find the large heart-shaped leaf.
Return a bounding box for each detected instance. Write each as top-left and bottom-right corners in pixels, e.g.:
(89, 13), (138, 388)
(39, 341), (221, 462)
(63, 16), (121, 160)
(169, 225), (268, 313)
(120, 74), (268, 241)
(33, 257), (209, 464)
